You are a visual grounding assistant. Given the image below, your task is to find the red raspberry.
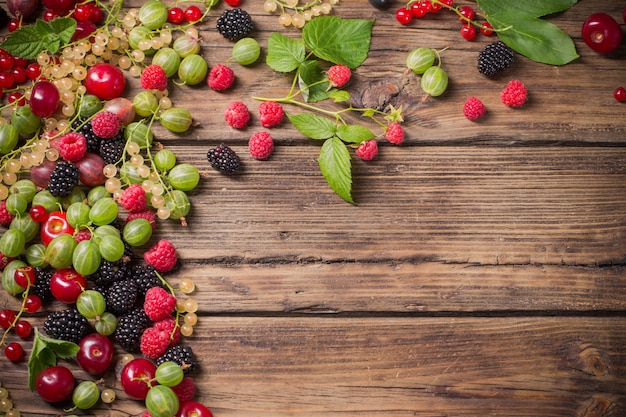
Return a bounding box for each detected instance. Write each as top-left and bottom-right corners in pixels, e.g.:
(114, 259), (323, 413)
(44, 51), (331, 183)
(463, 96), (486, 120)
(327, 64), (351, 88)
(140, 327), (169, 359)
(144, 239), (178, 272)
(355, 139), (378, 161)
(501, 79), (527, 107)
(385, 122), (405, 145)
(74, 228), (92, 243)
(155, 317), (180, 346)
(91, 111), (121, 139)
(144, 287), (177, 321)
(224, 101), (250, 129)
(0, 252), (16, 270)
(171, 377), (196, 402)
(0, 200), (14, 225)
(208, 64), (235, 91)
(224, 0), (240, 5)
(55, 132), (87, 161)
(248, 131), (274, 160)
(119, 183), (147, 213)
(126, 209), (157, 229)
(140, 64), (168, 91)
(258, 101), (284, 128)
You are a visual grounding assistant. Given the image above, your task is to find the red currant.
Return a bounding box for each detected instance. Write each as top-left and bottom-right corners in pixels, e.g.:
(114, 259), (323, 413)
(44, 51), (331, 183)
(7, 91), (25, 106)
(395, 7), (413, 25)
(5, 342), (24, 362)
(184, 5), (202, 22)
(458, 5), (475, 22)
(440, 0), (453, 5)
(418, 1), (432, 14)
(43, 9), (61, 22)
(13, 57), (28, 68)
(30, 204), (49, 222)
(24, 294), (43, 313)
(614, 86), (626, 102)
(73, 4), (92, 21)
(410, 2), (426, 18)
(14, 265), (36, 288)
(15, 319), (33, 339)
(461, 24), (477, 41)
(480, 21), (494, 36)
(88, 5), (102, 23)
(42, 0), (75, 11)
(0, 309), (16, 328)
(11, 66), (27, 83)
(0, 72), (15, 89)
(0, 55), (14, 71)
(168, 7), (185, 24)
(8, 19), (23, 32)
(26, 63), (41, 80)
(581, 13), (623, 54)
(430, 0), (442, 12)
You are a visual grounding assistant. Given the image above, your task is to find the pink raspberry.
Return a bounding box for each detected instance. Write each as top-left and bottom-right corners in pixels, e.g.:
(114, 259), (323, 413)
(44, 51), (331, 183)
(224, 101), (250, 129)
(144, 239), (178, 272)
(119, 183), (147, 213)
(385, 122), (405, 145)
(258, 101), (284, 128)
(171, 377), (196, 403)
(327, 64), (351, 88)
(140, 327), (170, 359)
(73, 228), (92, 243)
(248, 131), (274, 160)
(55, 132), (87, 161)
(355, 139), (378, 161)
(141, 64), (168, 91)
(208, 64), (235, 91)
(126, 209), (157, 229)
(463, 96), (487, 120)
(154, 317), (180, 346)
(144, 287), (177, 321)
(91, 111), (121, 139)
(501, 79), (527, 107)
(0, 200), (14, 225)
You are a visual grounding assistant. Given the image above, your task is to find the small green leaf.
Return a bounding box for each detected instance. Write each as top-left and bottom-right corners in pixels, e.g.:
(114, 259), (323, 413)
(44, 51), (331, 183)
(27, 330), (79, 391)
(328, 90), (351, 103)
(288, 113), (336, 140)
(49, 17), (77, 45)
(266, 32), (306, 73)
(488, 12), (579, 65)
(302, 16), (374, 68)
(318, 137), (353, 204)
(336, 124), (375, 144)
(478, 0), (578, 18)
(298, 60), (329, 103)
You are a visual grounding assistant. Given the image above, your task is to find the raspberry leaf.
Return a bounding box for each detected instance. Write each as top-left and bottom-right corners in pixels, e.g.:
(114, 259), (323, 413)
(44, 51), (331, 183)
(27, 330), (79, 391)
(318, 137), (353, 204)
(336, 125), (375, 144)
(0, 17), (76, 59)
(266, 33), (306, 73)
(297, 60), (328, 103)
(288, 113), (336, 140)
(477, 0), (578, 18)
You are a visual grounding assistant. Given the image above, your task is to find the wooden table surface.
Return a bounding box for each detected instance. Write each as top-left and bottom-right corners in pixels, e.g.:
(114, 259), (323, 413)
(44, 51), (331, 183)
(1, 0), (626, 416)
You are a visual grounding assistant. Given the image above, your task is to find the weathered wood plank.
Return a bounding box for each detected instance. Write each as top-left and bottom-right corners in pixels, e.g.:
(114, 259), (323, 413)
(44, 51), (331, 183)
(2, 317), (624, 416)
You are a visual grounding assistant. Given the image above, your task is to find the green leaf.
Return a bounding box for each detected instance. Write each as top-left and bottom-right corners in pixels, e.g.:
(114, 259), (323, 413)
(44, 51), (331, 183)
(318, 137), (353, 204)
(488, 12), (579, 65)
(478, 0), (578, 18)
(49, 17), (77, 45)
(266, 32), (306, 73)
(298, 60), (330, 103)
(0, 25), (46, 60)
(302, 16), (374, 68)
(336, 124), (375, 144)
(288, 113), (336, 140)
(328, 90), (351, 103)
(27, 330), (79, 391)
(0, 17), (76, 59)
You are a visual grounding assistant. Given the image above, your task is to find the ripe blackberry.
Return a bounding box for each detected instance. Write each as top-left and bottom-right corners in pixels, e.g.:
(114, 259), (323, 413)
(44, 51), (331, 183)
(92, 259), (129, 288)
(157, 345), (198, 374)
(74, 119), (101, 154)
(114, 307), (151, 353)
(43, 308), (89, 344)
(129, 264), (163, 296)
(207, 144), (241, 175)
(216, 8), (254, 41)
(31, 267), (53, 304)
(99, 136), (125, 165)
(47, 160), (80, 197)
(106, 279), (138, 315)
(477, 41), (515, 76)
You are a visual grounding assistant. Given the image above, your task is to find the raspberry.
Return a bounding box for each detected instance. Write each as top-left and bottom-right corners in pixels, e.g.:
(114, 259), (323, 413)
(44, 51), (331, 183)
(385, 122), (405, 145)
(126, 209), (157, 229)
(0, 200), (14, 225)
(327, 64), (351, 88)
(144, 287), (177, 322)
(55, 132), (87, 162)
(355, 139), (378, 161)
(463, 96), (487, 120)
(91, 111), (121, 139)
(171, 377), (196, 402)
(258, 101), (284, 128)
(501, 79), (528, 107)
(119, 183), (147, 213)
(248, 131), (274, 160)
(140, 327), (170, 359)
(144, 239), (178, 273)
(140, 64), (168, 91)
(208, 64), (235, 91)
(74, 228), (92, 243)
(224, 101), (250, 128)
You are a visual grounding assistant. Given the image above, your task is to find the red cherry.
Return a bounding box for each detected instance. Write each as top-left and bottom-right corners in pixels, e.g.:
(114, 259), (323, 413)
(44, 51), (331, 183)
(84, 63), (126, 100)
(14, 265), (36, 288)
(5, 342), (24, 362)
(29, 80), (60, 118)
(176, 401), (215, 417)
(614, 86), (626, 102)
(461, 23), (477, 41)
(395, 7), (412, 25)
(42, 0), (75, 12)
(50, 267), (86, 304)
(184, 5), (202, 22)
(77, 333), (114, 375)
(168, 7), (185, 24)
(581, 13), (623, 54)
(71, 20), (97, 42)
(224, 0), (240, 6)
(24, 294), (43, 313)
(15, 319), (33, 339)
(41, 211), (75, 246)
(120, 358), (157, 400)
(88, 6), (102, 23)
(35, 365), (75, 403)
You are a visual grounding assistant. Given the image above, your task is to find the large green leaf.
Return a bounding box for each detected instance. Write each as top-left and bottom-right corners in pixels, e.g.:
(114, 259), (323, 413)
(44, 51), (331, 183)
(336, 124), (375, 144)
(318, 137), (353, 204)
(266, 32), (306, 73)
(288, 113), (336, 140)
(302, 16), (374, 68)
(0, 17), (76, 59)
(488, 12), (579, 65)
(478, 0), (578, 17)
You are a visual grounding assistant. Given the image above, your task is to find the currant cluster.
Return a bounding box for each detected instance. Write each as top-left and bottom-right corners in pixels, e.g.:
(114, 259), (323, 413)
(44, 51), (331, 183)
(263, 0), (340, 28)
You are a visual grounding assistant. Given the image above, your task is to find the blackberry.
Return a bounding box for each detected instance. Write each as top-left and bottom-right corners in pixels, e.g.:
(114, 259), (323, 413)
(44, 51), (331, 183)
(216, 8), (254, 41)
(99, 136), (125, 164)
(43, 308), (89, 344)
(30, 267), (53, 304)
(477, 41), (515, 77)
(106, 279), (138, 315)
(47, 160), (80, 197)
(157, 345), (197, 374)
(75, 120), (101, 154)
(114, 307), (150, 353)
(91, 259), (129, 288)
(207, 144), (241, 175)
(129, 264), (163, 296)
